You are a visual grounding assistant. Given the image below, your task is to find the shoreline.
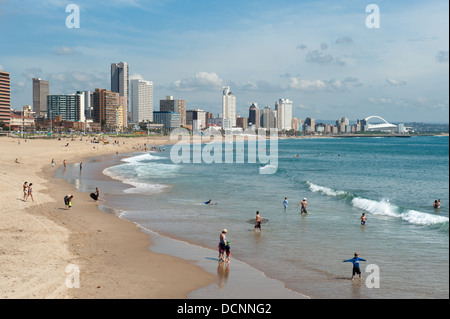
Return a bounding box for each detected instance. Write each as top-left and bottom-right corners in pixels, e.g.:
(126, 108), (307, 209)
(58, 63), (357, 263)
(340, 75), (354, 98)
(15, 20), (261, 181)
(59, 147), (309, 299)
(0, 136), (216, 298)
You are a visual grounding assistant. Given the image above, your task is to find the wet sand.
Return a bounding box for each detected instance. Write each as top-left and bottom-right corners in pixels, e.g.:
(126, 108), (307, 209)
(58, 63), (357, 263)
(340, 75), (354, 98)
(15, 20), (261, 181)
(0, 136), (215, 298)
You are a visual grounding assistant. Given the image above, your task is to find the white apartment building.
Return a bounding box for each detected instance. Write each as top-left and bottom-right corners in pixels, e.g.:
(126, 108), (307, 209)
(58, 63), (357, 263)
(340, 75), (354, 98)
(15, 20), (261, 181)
(130, 79), (154, 123)
(275, 98), (293, 131)
(222, 86), (236, 128)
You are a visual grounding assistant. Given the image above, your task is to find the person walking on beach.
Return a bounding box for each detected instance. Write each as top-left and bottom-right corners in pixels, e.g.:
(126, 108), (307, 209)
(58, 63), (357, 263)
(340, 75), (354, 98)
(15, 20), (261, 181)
(343, 252), (367, 280)
(51, 159), (55, 167)
(283, 197), (288, 210)
(360, 212), (367, 225)
(219, 229), (228, 261)
(64, 195), (74, 210)
(23, 182), (28, 201)
(254, 211), (262, 231)
(25, 183), (34, 202)
(297, 198), (308, 214)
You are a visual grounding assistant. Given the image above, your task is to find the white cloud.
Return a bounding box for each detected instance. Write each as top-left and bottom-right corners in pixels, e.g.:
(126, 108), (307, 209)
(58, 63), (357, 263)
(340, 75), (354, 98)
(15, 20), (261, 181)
(386, 77), (407, 86)
(436, 50), (449, 63)
(289, 78), (327, 92)
(130, 73), (144, 80)
(288, 76), (362, 93)
(171, 71), (224, 91)
(47, 71), (109, 93)
(305, 50), (346, 66)
(53, 46), (78, 56)
(22, 68), (43, 80)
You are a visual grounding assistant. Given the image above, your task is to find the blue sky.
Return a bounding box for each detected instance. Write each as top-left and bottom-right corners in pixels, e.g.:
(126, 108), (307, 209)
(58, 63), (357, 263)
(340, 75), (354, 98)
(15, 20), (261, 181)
(0, 0), (448, 123)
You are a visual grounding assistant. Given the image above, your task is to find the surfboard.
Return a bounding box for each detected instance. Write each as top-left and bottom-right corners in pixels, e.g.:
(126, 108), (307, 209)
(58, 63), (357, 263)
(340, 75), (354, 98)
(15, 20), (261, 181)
(90, 193), (98, 200)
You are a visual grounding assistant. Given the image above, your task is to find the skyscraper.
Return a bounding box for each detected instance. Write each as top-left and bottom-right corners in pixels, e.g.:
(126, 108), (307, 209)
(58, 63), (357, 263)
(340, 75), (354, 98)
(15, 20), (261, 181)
(130, 79), (153, 123)
(33, 78), (49, 118)
(0, 71), (11, 126)
(305, 117), (316, 132)
(222, 86), (236, 127)
(111, 62), (129, 128)
(186, 109), (206, 131)
(275, 98), (293, 131)
(248, 103), (260, 129)
(93, 88), (120, 131)
(160, 96), (186, 125)
(47, 93), (85, 122)
(261, 106), (276, 129)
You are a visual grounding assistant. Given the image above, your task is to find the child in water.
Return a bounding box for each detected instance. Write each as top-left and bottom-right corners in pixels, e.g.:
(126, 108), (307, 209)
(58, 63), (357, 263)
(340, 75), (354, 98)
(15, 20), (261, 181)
(343, 252), (367, 280)
(225, 241), (231, 263)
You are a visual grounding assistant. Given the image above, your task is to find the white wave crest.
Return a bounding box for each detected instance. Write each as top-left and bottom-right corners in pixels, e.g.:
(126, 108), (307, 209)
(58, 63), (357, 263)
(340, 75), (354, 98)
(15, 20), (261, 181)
(307, 181), (347, 197)
(352, 197), (449, 226)
(121, 153), (164, 163)
(400, 210), (449, 226)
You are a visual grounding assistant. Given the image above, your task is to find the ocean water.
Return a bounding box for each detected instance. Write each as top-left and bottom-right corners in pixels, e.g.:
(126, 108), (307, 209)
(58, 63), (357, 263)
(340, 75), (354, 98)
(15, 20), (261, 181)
(64, 136), (449, 299)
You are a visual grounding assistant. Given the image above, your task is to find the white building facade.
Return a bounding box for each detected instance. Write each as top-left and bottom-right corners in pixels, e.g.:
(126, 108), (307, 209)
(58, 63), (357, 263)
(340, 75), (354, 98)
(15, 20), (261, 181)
(275, 98), (293, 131)
(222, 86), (236, 128)
(130, 79), (154, 123)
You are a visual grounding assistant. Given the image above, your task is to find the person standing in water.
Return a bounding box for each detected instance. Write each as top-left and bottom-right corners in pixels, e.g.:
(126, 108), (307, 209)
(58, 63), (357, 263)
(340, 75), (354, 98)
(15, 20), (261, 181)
(254, 211), (262, 231)
(360, 212), (367, 225)
(343, 252), (367, 280)
(283, 197), (288, 210)
(297, 198), (308, 214)
(219, 229), (228, 261)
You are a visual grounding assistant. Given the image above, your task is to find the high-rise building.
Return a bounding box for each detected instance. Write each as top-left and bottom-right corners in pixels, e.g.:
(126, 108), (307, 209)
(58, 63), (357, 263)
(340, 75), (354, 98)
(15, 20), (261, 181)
(111, 62), (129, 128)
(82, 91), (93, 119)
(236, 116), (248, 131)
(0, 71), (11, 126)
(47, 93), (85, 122)
(130, 79), (153, 123)
(222, 86), (236, 127)
(275, 99), (293, 131)
(186, 109), (206, 131)
(304, 117), (316, 132)
(248, 103), (260, 129)
(153, 111), (181, 131)
(93, 88), (120, 131)
(33, 78), (49, 118)
(261, 106), (276, 129)
(160, 96), (186, 125)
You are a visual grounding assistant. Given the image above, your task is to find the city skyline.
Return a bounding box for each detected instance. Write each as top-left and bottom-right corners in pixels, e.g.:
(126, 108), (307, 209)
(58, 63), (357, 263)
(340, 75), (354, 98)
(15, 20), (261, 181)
(0, 0), (448, 123)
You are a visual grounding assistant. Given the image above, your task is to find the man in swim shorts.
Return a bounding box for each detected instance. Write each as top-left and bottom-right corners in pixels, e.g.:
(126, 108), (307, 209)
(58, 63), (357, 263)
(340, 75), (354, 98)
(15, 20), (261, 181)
(297, 198), (308, 214)
(254, 211), (262, 231)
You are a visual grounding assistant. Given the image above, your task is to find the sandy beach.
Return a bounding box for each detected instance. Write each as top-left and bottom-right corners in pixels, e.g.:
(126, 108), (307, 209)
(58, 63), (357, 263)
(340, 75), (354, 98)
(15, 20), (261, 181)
(0, 135), (216, 299)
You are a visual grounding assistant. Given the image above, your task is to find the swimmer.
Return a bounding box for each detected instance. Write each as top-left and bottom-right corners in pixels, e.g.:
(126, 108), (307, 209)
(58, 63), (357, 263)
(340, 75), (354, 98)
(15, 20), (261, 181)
(360, 212), (367, 225)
